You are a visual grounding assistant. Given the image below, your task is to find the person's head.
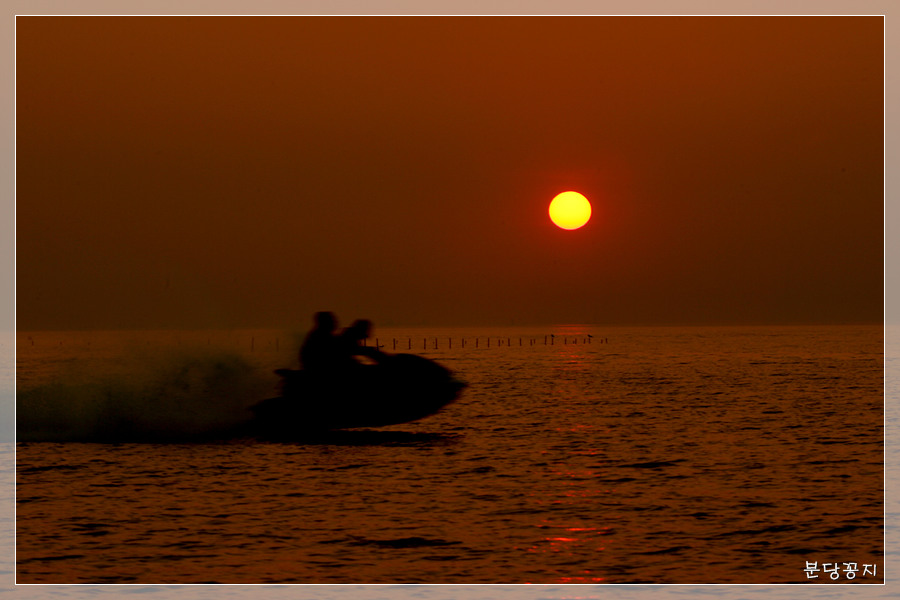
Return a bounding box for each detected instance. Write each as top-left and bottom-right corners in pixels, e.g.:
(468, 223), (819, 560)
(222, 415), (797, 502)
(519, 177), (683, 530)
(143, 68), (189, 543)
(313, 311), (337, 332)
(345, 319), (372, 341)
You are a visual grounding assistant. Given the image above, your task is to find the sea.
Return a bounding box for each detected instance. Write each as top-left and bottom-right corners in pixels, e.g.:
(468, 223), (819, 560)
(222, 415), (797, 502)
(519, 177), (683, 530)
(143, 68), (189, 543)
(6, 325), (893, 597)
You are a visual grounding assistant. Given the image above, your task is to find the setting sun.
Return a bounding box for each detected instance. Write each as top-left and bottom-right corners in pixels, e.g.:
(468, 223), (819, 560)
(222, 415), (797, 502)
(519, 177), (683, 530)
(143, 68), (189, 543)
(549, 191), (592, 230)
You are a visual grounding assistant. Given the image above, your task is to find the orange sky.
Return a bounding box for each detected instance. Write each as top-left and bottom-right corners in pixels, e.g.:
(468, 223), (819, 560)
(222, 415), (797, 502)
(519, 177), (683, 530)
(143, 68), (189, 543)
(16, 16), (883, 329)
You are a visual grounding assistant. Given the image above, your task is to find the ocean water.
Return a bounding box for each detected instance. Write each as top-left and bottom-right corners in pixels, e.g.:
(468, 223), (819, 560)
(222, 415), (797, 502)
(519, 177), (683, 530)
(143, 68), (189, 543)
(13, 325), (884, 585)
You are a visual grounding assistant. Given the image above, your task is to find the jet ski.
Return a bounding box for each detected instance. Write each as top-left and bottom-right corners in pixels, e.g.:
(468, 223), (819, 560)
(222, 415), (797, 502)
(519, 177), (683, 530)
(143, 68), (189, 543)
(248, 353), (465, 436)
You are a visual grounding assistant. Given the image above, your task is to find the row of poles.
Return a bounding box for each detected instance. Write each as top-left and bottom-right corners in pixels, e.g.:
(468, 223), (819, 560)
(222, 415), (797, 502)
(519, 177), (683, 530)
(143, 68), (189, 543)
(244, 336), (610, 351)
(245, 335), (609, 351)
(367, 335), (610, 351)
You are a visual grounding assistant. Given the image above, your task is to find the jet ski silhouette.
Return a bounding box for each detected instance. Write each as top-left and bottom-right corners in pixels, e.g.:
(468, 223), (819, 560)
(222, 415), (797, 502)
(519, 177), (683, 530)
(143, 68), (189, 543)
(248, 314), (465, 435)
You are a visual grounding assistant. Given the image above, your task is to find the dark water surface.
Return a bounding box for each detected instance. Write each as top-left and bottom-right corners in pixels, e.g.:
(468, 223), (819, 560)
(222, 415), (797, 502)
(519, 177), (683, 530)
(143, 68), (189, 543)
(15, 326), (884, 583)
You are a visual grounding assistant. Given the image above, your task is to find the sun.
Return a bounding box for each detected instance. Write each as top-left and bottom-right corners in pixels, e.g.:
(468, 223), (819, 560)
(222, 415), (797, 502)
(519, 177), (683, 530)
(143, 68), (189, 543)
(549, 191), (592, 230)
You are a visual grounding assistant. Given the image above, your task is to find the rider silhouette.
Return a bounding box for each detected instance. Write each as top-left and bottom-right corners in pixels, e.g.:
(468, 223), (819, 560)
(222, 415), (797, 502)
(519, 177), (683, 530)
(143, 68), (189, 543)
(336, 319), (385, 367)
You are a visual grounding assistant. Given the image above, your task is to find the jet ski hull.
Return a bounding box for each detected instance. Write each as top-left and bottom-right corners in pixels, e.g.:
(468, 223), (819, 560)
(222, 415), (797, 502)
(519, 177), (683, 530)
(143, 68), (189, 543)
(249, 353), (464, 435)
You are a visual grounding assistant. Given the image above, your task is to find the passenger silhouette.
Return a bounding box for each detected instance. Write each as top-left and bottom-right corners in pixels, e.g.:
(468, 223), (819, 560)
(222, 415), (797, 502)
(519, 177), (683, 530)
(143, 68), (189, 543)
(299, 311), (343, 374)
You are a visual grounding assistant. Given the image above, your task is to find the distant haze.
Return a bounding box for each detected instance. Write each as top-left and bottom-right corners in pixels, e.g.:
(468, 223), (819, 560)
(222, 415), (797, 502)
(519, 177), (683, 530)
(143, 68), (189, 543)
(17, 17), (883, 330)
